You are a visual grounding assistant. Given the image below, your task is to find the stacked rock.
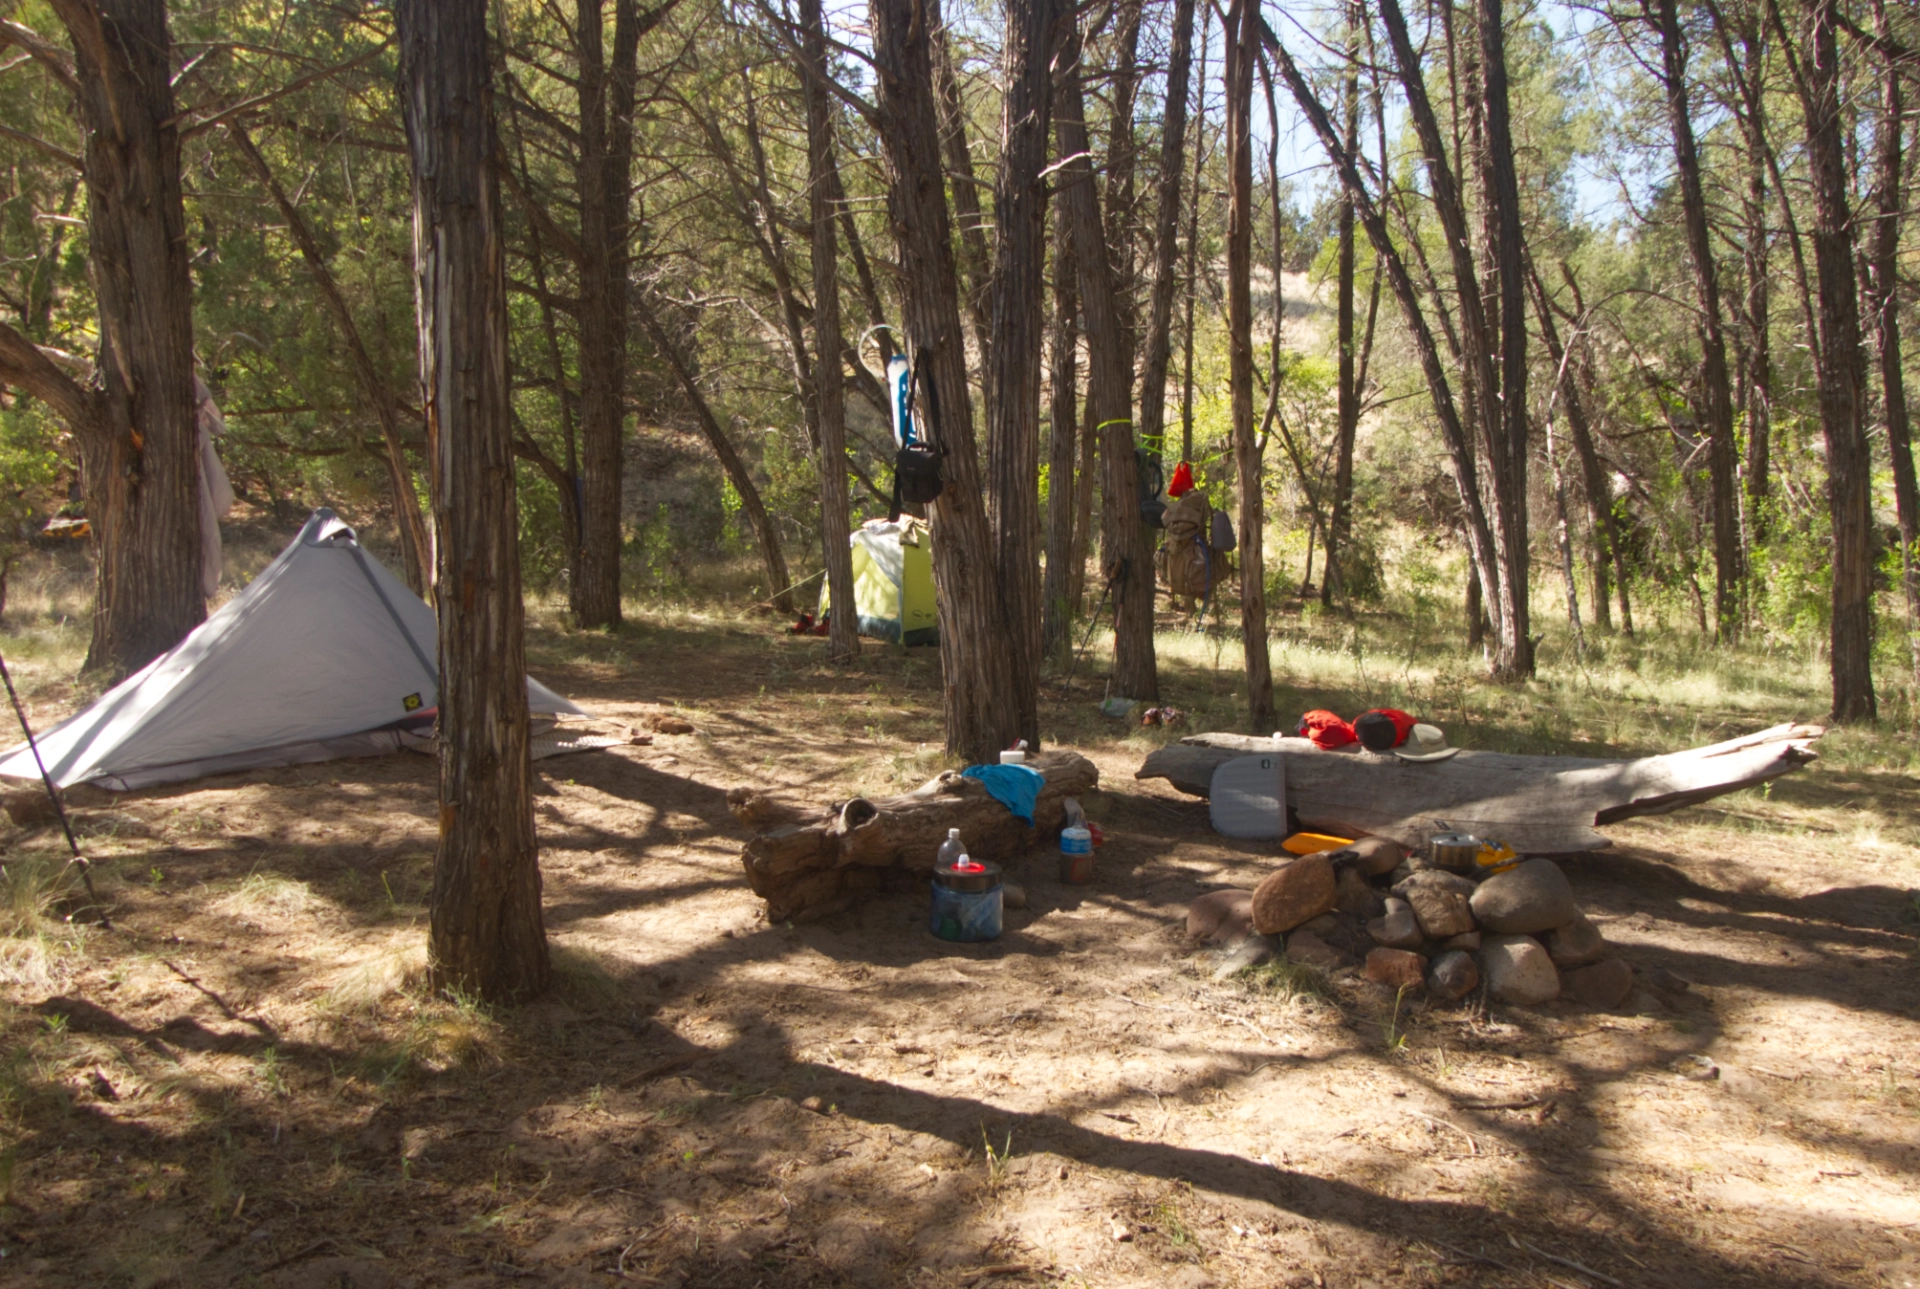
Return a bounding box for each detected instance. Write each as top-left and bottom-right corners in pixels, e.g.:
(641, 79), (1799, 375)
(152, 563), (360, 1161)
(1376, 855), (1633, 1006)
(1186, 844), (1634, 1008)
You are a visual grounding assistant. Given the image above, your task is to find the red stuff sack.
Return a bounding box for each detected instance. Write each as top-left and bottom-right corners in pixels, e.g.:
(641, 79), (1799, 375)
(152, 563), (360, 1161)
(1296, 709), (1357, 749)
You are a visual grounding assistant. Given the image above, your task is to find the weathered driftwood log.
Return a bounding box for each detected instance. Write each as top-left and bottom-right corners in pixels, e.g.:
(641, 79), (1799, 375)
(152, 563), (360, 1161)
(740, 750), (1099, 922)
(1135, 723), (1822, 853)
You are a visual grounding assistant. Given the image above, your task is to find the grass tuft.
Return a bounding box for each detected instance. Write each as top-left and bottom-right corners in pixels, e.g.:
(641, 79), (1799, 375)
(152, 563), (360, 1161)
(1236, 958), (1331, 1001)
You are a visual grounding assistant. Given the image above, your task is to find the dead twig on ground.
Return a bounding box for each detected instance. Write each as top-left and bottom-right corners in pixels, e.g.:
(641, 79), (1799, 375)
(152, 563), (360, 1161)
(1512, 1234), (1624, 1287)
(1453, 1095), (1545, 1110)
(1415, 1235), (1528, 1278)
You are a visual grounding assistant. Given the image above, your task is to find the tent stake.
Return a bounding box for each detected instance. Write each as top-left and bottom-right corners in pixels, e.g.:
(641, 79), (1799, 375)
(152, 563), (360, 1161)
(0, 649), (108, 928)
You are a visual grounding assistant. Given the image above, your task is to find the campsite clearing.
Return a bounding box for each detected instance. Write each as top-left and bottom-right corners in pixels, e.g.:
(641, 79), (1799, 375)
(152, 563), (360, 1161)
(0, 608), (1917, 1288)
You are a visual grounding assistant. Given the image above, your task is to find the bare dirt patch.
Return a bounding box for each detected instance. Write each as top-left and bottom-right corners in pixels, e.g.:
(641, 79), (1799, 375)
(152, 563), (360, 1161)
(1, 621), (1916, 1288)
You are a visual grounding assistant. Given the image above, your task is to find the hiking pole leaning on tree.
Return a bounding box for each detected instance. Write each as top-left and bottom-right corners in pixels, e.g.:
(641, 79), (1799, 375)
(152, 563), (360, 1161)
(0, 649), (109, 928)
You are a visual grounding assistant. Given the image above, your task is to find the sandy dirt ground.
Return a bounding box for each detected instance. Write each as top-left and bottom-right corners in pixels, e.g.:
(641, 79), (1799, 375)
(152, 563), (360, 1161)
(0, 621), (1916, 1289)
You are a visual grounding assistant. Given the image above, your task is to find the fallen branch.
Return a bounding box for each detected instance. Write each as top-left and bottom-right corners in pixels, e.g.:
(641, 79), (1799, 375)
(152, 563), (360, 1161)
(1135, 723), (1823, 852)
(739, 750), (1097, 922)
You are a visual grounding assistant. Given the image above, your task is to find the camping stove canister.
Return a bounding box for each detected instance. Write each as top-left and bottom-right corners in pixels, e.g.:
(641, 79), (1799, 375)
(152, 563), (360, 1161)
(930, 858), (1003, 942)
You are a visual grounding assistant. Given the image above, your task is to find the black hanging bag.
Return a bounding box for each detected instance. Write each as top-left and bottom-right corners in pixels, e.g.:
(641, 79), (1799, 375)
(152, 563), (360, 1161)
(1136, 448), (1167, 528)
(890, 349), (947, 520)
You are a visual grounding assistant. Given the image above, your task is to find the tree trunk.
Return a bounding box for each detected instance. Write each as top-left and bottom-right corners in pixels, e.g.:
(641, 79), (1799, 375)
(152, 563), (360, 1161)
(633, 297), (793, 611)
(984, 0), (1057, 739)
(1466, 562), (1486, 651)
(1102, 0), (1144, 369)
(1068, 386), (1096, 624)
(870, 0), (1026, 762)
(1477, 0), (1533, 680)
(1373, 0), (1523, 677)
(929, 0), (993, 368)
(570, 0), (642, 629)
(1225, 1), (1273, 731)
(1708, 10), (1777, 526)
(1651, 0), (1741, 638)
(1323, 0), (1362, 609)
(801, 0), (859, 662)
(1867, 0), (1916, 686)
(1179, 8), (1211, 464)
(1136, 724), (1823, 854)
(1135, 0), (1194, 462)
(397, 0), (549, 1003)
(48, 0), (203, 679)
(1558, 262), (1634, 633)
(1041, 214), (1080, 663)
(1055, 19), (1158, 702)
(1794, 0), (1876, 722)
(228, 125), (433, 597)
(1529, 267), (1613, 631)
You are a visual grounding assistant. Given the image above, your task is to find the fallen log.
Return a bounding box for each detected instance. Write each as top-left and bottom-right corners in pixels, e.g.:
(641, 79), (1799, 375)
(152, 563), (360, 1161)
(739, 749), (1098, 923)
(1135, 723), (1822, 853)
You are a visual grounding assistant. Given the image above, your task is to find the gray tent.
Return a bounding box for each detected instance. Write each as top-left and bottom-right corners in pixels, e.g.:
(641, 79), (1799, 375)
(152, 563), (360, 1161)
(0, 510), (584, 790)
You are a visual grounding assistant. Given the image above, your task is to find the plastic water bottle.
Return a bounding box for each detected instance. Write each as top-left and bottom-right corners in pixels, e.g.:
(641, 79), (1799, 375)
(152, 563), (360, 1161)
(936, 828), (966, 868)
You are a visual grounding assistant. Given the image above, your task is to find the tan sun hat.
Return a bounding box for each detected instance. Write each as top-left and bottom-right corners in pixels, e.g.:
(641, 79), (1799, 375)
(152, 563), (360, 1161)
(1393, 723), (1460, 762)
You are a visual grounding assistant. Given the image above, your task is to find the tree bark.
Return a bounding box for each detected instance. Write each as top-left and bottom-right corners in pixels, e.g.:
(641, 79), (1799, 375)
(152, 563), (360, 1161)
(1135, 0), (1194, 462)
(984, 0), (1057, 740)
(1055, 19), (1158, 702)
(1792, 0), (1876, 722)
(47, 0), (203, 679)
(1136, 724), (1823, 854)
(801, 0), (859, 662)
(1650, 0), (1741, 638)
(569, 0), (643, 629)
(870, 0), (1026, 762)
(1041, 214), (1080, 663)
(1225, 1), (1274, 731)
(228, 125), (433, 596)
(398, 0), (548, 1003)
(633, 296), (794, 611)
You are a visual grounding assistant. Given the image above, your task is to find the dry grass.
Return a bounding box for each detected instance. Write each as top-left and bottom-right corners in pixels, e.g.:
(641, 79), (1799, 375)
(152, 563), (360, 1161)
(0, 535), (1915, 1287)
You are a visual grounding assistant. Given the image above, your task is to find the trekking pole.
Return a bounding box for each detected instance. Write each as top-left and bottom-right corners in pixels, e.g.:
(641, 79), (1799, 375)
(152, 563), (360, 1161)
(0, 649), (108, 928)
(1063, 559), (1126, 692)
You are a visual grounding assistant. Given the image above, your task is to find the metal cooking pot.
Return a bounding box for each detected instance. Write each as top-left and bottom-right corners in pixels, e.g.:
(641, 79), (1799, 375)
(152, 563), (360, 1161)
(1429, 831), (1482, 870)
